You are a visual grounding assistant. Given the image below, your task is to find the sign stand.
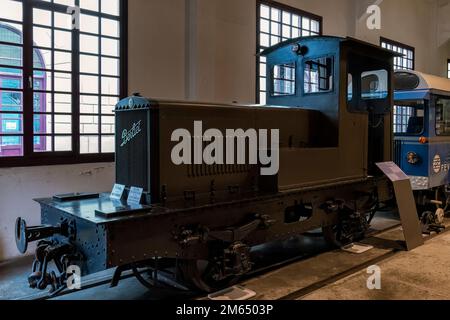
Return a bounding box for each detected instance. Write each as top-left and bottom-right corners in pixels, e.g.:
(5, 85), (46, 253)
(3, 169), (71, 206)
(376, 162), (424, 251)
(95, 185), (148, 218)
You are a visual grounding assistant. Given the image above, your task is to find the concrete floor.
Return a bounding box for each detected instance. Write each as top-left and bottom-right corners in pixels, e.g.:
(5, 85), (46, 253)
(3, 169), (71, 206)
(301, 231), (450, 300)
(0, 256), (192, 300)
(0, 255), (36, 300)
(239, 224), (405, 299)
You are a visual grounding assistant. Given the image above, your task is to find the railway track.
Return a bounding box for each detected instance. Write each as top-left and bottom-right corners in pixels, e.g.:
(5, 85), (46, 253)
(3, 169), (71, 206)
(277, 250), (399, 300)
(15, 218), (448, 301)
(243, 220), (450, 301)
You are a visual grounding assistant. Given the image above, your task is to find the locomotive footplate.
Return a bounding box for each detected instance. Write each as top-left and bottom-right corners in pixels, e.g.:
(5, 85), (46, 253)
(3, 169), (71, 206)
(15, 176), (389, 292)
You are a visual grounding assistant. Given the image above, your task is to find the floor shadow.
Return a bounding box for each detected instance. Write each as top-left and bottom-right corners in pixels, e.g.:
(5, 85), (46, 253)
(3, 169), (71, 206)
(363, 236), (406, 251)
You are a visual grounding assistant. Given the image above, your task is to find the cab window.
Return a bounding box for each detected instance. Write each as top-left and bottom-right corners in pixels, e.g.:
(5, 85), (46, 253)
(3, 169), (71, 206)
(361, 70), (388, 100)
(304, 57), (333, 94)
(272, 63), (296, 96)
(394, 103), (424, 135)
(347, 74), (353, 101)
(436, 98), (450, 135)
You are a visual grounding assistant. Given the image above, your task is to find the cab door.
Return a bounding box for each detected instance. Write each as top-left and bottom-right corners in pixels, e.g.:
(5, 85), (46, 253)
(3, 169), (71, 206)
(392, 100), (429, 188)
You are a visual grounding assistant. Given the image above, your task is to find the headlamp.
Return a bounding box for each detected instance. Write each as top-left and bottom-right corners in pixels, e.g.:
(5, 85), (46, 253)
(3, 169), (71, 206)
(407, 152), (420, 165)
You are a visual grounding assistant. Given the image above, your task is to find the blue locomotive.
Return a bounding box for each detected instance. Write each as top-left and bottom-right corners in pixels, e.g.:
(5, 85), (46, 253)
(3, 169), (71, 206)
(393, 70), (450, 226)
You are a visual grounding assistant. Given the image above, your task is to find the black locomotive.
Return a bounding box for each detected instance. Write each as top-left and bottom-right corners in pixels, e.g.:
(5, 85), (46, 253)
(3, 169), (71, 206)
(15, 36), (398, 293)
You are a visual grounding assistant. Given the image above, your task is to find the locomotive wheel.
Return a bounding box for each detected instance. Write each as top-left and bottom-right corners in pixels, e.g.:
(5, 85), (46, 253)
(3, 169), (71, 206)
(179, 259), (239, 293)
(434, 187), (450, 211)
(322, 224), (363, 248)
(323, 225), (346, 248)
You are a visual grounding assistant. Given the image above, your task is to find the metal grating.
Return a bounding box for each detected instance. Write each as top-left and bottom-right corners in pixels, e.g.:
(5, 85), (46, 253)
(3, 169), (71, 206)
(393, 139), (402, 166)
(187, 164), (254, 178)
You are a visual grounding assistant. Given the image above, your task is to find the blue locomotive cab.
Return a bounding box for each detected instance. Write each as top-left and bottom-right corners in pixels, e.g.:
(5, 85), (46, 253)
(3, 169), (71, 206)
(393, 70), (450, 191)
(261, 36), (395, 176)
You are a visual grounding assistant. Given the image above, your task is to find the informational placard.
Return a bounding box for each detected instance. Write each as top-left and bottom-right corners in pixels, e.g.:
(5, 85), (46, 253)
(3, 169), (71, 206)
(376, 162), (409, 182)
(376, 162), (424, 251)
(110, 184), (125, 200)
(127, 186), (144, 205)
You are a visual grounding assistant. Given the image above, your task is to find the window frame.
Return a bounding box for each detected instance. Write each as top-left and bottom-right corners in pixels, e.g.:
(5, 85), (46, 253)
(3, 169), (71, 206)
(447, 59), (449, 79)
(0, 0), (128, 168)
(256, 0), (322, 103)
(303, 55), (334, 95)
(0, 73), (23, 155)
(380, 37), (415, 71)
(393, 103), (425, 136)
(435, 96), (450, 136)
(360, 69), (389, 100)
(271, 61), (296, 97)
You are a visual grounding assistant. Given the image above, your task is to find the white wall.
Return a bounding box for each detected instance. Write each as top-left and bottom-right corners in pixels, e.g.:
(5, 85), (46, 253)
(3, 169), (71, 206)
(128, 0), (186, 99)
(355, 0), (450, 77)
(128, 0), (448, 103)
(126, 0), (361, 104)
(183, 0), (357, 103)
(0, 163), (114, 261)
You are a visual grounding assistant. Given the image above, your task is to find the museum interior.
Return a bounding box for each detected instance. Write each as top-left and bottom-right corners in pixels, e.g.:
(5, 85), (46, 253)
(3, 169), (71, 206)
(0, 0), (450, 302)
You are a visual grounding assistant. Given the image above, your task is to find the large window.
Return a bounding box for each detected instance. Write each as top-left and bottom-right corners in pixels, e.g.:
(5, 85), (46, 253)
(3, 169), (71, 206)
(381, 37), (415, 134)
(257, 0), (322, 104)
(380, 37), (414, 70)
(0, 0), (127, 167)
(447, 59), (450, 79)
(436, 98), (450, 136)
